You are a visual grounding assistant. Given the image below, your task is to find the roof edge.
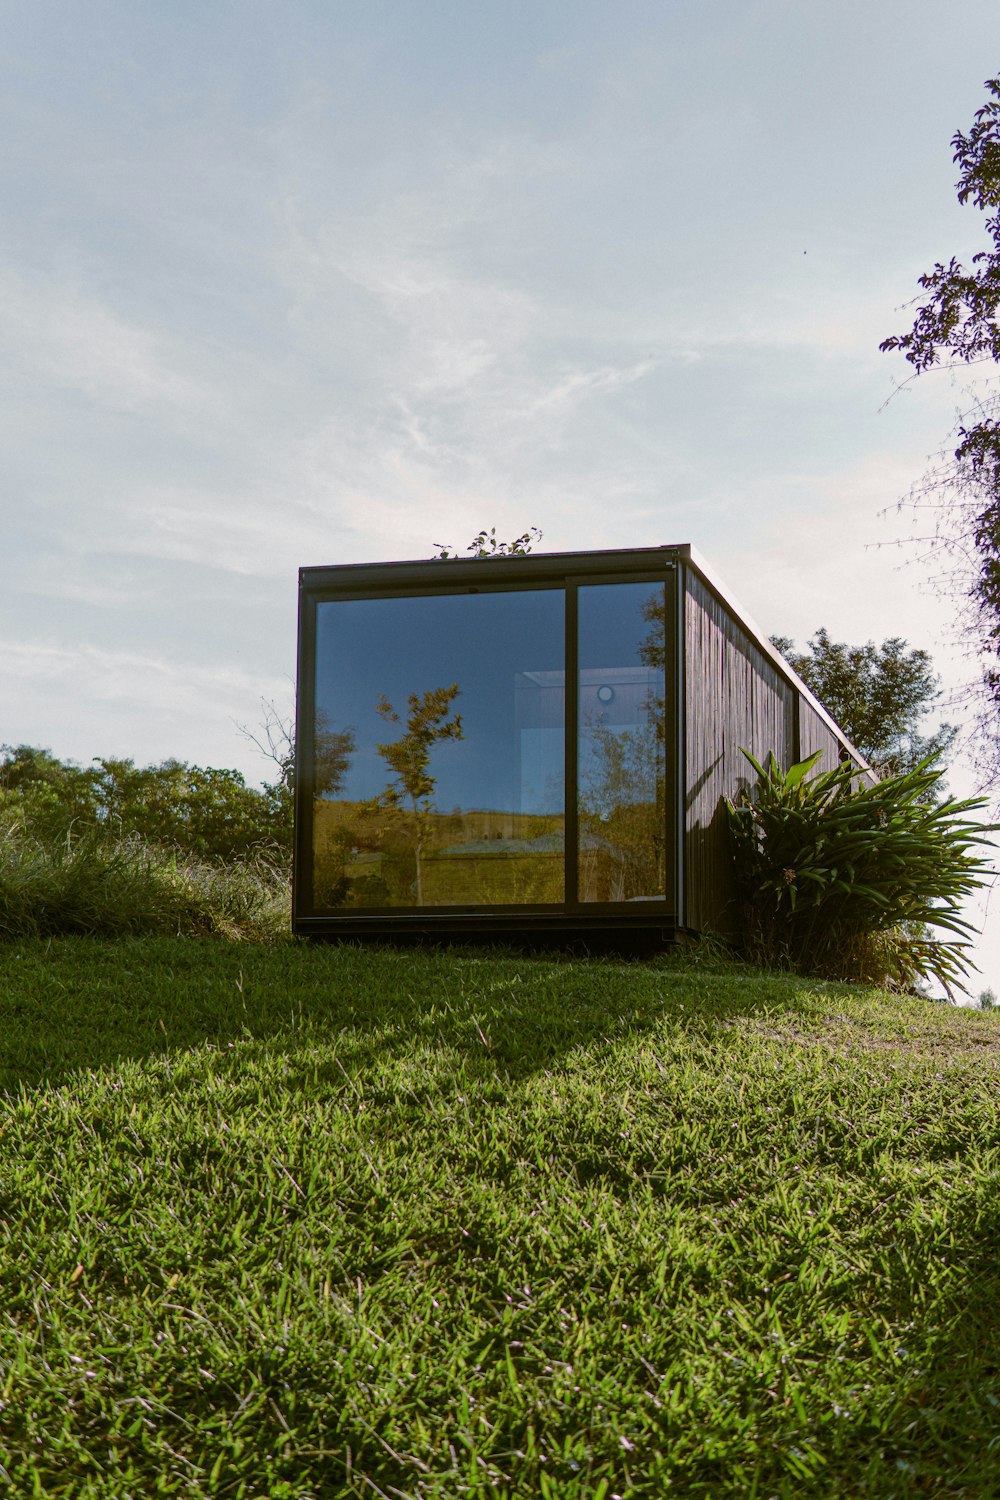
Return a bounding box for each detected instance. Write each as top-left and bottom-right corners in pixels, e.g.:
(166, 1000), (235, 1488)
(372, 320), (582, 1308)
(298, 541), (873, 776)
(682, 546), (875, 776)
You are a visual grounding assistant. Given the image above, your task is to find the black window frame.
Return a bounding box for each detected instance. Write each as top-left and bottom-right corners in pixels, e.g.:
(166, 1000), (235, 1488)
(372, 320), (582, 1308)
(293, 546), (683, 943)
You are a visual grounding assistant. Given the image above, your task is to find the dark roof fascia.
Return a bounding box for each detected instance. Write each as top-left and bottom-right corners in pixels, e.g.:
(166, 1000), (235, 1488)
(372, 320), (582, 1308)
(298, 544), (687, 596)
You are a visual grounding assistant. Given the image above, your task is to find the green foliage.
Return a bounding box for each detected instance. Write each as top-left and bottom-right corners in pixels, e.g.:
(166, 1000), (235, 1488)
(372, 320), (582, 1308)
(881, 77), (1000, 374)
(881, 76), (1000, 760)
(0, 744), (102, 836)
(433, 525), (542, 559)
(727, 750), (996, 995)
(0, 744), (292, 936)
(0, 826), (288, 939)
(96, 758), (287, 862)
(771, 629), (955, 777)
(0, 744), (289, 863)
(2, 938), (1000, 1495)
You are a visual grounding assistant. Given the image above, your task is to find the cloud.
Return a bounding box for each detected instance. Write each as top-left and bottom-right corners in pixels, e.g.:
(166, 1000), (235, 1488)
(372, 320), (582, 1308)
(703, 451), (965, 659)
(1, 637), (289, 779)
(0, 267), (206, 414)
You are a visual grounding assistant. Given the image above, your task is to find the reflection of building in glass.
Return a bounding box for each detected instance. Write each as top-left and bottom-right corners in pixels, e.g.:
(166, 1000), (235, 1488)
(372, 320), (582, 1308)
(515, 670), (564, 815)
(577, 587), (667, 904)
(294, 546), (871, 945)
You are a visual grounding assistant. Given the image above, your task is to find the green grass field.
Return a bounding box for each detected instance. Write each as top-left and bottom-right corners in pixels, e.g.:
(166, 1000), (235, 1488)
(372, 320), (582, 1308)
(1, 937), (999, 1497)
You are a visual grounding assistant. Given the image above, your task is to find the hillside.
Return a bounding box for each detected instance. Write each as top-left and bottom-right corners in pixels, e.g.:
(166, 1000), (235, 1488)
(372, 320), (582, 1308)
(1, 938), (998, 1497)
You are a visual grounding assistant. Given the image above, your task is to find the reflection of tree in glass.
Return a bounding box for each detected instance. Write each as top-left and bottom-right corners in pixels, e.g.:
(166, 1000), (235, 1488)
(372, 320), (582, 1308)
(310, 712), (358, 906)
(580, 589), (666, 898)
(372, 685), (463, 905)
(583, 719), (661, 820)
(639, 589), (666, 741)
(581, 718), (665, 897)
(315, 710), (356, 797)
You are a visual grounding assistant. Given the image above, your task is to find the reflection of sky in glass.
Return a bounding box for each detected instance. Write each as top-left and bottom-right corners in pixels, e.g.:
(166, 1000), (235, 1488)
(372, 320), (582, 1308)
(315, 589), (564, 813)
(579, 582), (661, 671)
(579, 582), (663, 742)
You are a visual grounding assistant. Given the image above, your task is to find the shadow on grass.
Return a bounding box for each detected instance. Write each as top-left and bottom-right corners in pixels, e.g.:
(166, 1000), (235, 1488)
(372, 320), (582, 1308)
(3, 937), (999, 1496)
(0, 933), (819, 1096)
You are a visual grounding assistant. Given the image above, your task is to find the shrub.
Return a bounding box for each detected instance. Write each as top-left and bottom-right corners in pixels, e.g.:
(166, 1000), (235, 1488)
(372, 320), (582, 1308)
(0, 825), (289, 940)
(726, 751), (996, 995)
(0, 745), (291, 865)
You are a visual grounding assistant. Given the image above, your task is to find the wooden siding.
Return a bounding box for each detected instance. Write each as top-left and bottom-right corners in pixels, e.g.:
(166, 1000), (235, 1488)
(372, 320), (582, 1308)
(798, 697), (848, 772)
(684, 572), (796, 935)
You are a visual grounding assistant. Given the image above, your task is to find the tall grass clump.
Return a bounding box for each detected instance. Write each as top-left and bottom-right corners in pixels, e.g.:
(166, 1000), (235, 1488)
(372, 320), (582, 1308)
(0, 823), (289, 939)
(727, 750), (996, 994)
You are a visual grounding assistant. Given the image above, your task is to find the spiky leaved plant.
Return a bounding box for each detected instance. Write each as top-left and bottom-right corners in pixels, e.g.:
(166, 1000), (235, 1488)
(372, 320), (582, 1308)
(727, 751), (996, 996)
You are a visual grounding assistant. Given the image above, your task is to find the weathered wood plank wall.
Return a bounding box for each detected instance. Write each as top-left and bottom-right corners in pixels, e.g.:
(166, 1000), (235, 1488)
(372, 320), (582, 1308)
(798, 698), (850, 771)
(684, 571), (795, 935)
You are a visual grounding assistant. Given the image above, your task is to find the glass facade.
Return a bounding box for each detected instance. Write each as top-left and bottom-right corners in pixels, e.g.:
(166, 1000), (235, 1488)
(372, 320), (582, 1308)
(311, 589), (566, 908)
(297, 554), (676, 926)
(578, 583), (667, 902)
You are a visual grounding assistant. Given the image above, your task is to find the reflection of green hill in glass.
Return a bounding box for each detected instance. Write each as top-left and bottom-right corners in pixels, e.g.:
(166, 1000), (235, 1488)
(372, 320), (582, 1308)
(435, 833), (564, 856)
(580, 804), (665, 903)
(313, 802), (565, 908)
(312, 801), (666, 909)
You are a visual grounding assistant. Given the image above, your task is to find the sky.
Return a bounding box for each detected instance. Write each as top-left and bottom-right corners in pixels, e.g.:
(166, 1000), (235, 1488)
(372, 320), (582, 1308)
(4, 0), (1000, 987)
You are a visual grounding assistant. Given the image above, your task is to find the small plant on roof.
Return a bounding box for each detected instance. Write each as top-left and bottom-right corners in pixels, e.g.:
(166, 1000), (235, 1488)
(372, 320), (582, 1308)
(433, 526), (542, 560)
(726, 750), (997, 997)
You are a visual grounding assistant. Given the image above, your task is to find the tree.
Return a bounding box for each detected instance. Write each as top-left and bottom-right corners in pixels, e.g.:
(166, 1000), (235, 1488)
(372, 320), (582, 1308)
(881, 75), (1000, 772)
(237, 699), (356, 855)
(0, 744), (101, 835)
(371, 685), (463, 905)
(91, 758), (287, 863)
(0, 744), (288, 862)
(578, 586), (668, 897)
(771, 629), (955, 776)
(881, 78), (1000, 375)
(238, 699), (297, 795)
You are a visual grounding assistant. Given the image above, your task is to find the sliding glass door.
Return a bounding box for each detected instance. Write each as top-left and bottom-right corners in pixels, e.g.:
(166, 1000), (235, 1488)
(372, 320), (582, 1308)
(302, 571), (673, 915)
(577, 582), (667, 903)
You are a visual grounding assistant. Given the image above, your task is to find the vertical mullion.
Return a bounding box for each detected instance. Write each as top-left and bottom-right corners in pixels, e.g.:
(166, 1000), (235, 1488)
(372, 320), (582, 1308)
(293, 587), (316, 922)
(668, 566), (683, 925)
(565, 582), (579, 908)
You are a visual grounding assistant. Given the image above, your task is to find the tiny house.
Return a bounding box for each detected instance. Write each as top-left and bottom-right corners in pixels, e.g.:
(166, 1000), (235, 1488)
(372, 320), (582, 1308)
(293, 545), (868, 944)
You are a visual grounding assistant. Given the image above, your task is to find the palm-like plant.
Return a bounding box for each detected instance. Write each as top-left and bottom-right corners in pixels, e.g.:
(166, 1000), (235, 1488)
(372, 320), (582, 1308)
(727, 751), (996, 996)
